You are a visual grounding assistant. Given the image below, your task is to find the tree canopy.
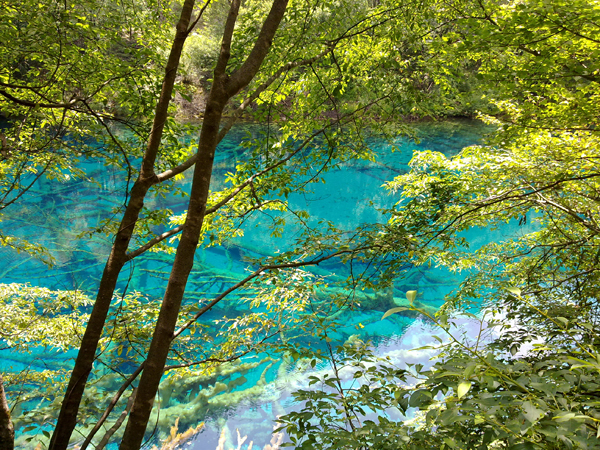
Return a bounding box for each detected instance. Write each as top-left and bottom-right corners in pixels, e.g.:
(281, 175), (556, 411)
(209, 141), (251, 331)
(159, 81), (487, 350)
(1, 0), (599, 449)
(278, 0), (600, 448)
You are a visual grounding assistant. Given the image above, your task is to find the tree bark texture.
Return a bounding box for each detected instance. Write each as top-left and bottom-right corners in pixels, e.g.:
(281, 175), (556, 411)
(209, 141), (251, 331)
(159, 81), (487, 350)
(119, 1), (289, 448)
(0, 375), (14, 450)
(48, 1), (197, 449)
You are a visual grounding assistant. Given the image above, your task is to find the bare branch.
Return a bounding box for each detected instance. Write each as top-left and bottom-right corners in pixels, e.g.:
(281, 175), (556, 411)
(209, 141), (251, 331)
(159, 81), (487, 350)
(533, 193), (600, 234)
(95, 388), (138, 450)
(79, 364), (145, 450)
(124, 225), (183, 262)
(164, 333), (278, 370)
(0, 90), (81, 109)
(186, 0), (213, 35)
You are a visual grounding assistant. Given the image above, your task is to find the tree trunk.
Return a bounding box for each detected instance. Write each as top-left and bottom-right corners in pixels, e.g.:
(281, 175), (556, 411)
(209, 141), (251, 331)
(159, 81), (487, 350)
(0, 374), (14, 450)
(118, 85), (226, 450)
(119, 1), (288, 448)
(48, 1), (197, 449)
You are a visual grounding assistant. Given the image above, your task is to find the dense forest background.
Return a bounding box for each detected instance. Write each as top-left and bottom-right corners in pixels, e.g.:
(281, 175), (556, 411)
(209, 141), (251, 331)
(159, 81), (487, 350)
(1, 0), (599, 449)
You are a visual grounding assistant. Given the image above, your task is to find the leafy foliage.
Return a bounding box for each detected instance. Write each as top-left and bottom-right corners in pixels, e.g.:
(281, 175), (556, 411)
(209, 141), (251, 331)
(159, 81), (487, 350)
(279, 0), (600, 448)
(4, 0), (599, 447)
(0, 0), (176, 263)
(0, 277), (314, 446)
(279, 302), (600, 449)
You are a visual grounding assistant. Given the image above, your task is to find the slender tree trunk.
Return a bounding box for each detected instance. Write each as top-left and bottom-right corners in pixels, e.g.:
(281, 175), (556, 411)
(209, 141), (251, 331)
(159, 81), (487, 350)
(48, 2), (197, 449)
(119, 1), (288, 448)
(0, 375), (14, 450)
(118, 85), (226, 450)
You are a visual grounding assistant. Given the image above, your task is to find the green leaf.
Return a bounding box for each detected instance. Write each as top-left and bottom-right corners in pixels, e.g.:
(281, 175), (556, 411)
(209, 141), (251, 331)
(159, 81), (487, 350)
(522, 401), (545, 423)
(443, 437), (457, 448)
(409, 389), (433, 408)
(382, 306), (410, 320)
(456, 381), (471, 399)
(463, 363), (477, 379)
(180, 92), (193, 102)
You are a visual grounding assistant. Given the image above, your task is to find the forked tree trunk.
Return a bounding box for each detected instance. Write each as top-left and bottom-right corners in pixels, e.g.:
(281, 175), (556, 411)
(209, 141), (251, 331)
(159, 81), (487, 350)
(119, 1), (288, 448)
(48, 1), (198, 449)
(0, 374), (14, 450)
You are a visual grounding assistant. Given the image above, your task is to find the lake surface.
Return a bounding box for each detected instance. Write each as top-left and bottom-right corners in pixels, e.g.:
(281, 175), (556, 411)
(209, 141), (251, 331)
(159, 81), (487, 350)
(1, 120), (512, 449)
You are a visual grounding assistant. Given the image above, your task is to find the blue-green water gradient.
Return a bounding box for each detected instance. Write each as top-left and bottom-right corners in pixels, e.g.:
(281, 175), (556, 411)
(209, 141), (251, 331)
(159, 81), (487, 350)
(1, 120), (508, 449)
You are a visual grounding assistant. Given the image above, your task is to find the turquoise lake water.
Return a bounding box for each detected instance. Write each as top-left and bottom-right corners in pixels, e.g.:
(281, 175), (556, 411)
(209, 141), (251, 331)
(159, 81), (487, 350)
(1, 120), (518, 449)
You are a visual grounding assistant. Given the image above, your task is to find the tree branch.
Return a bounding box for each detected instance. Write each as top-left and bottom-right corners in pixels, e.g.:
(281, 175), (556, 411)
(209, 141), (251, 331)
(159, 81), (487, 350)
(154, 48), (334, 184)
(186, 0), (213, 35)
(213, 0), (241, 80)
(171, 249), (358, 340)
(227, 0), (289, 95)
(124, 225), (184, 262)
(95, 388), (138, 450)
(79, 364), (145, 450)
(0, 89), (81, 109)
(131, 94), (393, 261)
